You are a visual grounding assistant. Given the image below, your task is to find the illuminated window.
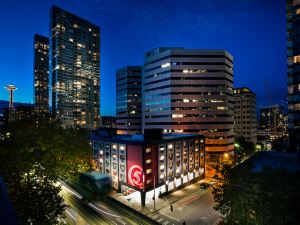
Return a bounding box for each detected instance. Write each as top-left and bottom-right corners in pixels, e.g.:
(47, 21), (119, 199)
(296, 8), (300, 14)
(145, 148), (151, 153)
(69, 38), (73, 42)
(160, 174), (164, 179)
(294, 55), (300, 63)
(172, 114), (183, 118)
(161, 62), (171, 68)
(160, 156), (165, 161)
(147, 179), (152, 184)
(168, 144), (173, 149)
(146, 169), (152, 174)
(146, 159), (152, 164)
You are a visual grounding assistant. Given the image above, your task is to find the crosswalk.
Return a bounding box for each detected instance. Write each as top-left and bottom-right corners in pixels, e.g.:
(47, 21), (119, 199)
(148, 213), (180, 225)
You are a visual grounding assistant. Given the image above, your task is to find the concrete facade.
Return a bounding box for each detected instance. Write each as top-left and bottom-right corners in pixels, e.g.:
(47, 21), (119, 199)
(142, 47), (234, 154)
(233, 87), (257, 143)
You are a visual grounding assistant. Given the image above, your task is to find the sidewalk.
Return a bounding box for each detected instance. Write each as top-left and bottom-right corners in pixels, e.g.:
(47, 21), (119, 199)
(109, 179), (210, 216)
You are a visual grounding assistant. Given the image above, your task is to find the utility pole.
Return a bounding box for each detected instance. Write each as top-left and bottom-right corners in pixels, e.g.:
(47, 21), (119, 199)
(153, 175), (156, 210)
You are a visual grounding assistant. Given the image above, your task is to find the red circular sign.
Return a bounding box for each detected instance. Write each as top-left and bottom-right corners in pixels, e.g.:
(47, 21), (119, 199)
(128, 165), (143, 189)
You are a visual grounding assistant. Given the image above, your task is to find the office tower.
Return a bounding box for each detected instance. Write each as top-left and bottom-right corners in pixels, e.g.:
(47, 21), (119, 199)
(33, 34), (49, 113)
(50, 6), (100, 129)
(259, 105), (287, 141)
(233, 87), (257, 143)
(116, 66), (142, 134)
(142, 47), (234, 156)
(287, 0), (300, 151)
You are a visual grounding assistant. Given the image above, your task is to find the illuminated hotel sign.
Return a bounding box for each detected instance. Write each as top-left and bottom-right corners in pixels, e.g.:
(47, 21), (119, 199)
(128, 165), (143, 189)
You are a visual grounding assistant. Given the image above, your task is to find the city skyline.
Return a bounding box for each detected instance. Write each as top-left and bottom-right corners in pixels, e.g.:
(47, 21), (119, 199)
(0, 0), (285, 116)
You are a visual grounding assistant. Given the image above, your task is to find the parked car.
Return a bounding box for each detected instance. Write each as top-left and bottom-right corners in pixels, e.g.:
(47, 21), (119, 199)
(200, 182), (211, 189)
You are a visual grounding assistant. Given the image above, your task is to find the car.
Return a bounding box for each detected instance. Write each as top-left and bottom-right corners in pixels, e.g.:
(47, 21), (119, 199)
(200, 182), (211, 189)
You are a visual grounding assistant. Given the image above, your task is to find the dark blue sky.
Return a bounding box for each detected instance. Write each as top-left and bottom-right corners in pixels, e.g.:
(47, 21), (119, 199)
(0, 0), (286, 116)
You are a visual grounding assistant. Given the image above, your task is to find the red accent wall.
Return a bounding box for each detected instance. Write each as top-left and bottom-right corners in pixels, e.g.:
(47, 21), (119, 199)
(127, 145), (143, 189)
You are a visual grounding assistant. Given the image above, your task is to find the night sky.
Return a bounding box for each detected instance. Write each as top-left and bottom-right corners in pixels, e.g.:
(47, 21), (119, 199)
(0, 0), (286, 116)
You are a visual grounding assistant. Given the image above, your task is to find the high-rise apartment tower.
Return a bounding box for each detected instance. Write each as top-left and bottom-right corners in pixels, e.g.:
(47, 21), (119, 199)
(34, 34), (49, 112)
(50, 6), (100, 129)
(287, 0), (300, 151)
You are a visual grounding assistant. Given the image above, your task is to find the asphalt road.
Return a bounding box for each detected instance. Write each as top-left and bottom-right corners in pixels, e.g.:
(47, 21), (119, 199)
(158, 188), (221, 225)
(60, 182), (157, 225)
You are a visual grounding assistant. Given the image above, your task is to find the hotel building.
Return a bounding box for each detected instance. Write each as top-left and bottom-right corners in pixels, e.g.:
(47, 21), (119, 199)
(116, 66), (142, 134)
(91, 129), (205, 205)
(233, 87), (257, 143)
(33, 34), (49, 113)
(287, 0), (300, 151)
(142, 47), (234, 156)
(50, 6), (100, 129)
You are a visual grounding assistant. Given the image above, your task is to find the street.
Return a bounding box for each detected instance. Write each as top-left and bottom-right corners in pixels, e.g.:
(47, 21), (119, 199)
(156, 188), (220, 225)
(60, 182), (158, 225)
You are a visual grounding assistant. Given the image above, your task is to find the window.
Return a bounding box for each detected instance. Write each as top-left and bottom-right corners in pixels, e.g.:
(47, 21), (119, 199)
(294, 55), (300, 64)
(146, 159), (152, 164)
(146, 169), (152, 174)
(145, 148), (151, 153)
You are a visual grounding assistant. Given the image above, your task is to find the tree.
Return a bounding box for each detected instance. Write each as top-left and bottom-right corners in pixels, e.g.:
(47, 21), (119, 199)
(212, 159), (300, 225)
(234, 137), (255, 161)
(0, 113), (93, 224)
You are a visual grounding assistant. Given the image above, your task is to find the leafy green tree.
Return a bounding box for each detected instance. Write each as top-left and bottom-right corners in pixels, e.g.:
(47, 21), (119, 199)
(0, 113), (93, 224)
(212, 159), (300, 225)
(234, 137), (255, 161)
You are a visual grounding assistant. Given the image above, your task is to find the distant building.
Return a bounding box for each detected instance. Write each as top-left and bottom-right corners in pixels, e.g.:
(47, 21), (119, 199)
(233, 87), (257, 143)
(101, 116), (116, 128)
(91, 128), (205, 205)
(33, 34), (49, 113)
(287, 0), (300, 152)
(50, 6), (100, 129)
(259, 105), (287, 141)
(116, 66), (142, 134)
(3, 104), (36, 123)
(142, 47), (234, 156)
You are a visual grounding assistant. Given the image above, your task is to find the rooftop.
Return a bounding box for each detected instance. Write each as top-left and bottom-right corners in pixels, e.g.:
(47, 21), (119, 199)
(250, 151), (300, 173)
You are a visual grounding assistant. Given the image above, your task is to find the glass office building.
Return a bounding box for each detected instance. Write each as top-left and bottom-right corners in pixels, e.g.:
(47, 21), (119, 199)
(142, 47), (234, 155)
(116, 66), (142, 134)
(50, 6), (100, 129)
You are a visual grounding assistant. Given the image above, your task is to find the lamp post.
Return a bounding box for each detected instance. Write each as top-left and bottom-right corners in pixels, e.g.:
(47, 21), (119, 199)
(153, 175), (156, 210)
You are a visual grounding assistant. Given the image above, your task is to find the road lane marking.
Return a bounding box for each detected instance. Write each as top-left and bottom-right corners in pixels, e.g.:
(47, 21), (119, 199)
(159, 213), (181, 222)
(116, 217), (127, 225)
(182, 195), (201, 206)
(162, 221), (169, 225)
(88, 203), (122, 218)
(61, 184), (83, 199)
(66, 209), (77, 222)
